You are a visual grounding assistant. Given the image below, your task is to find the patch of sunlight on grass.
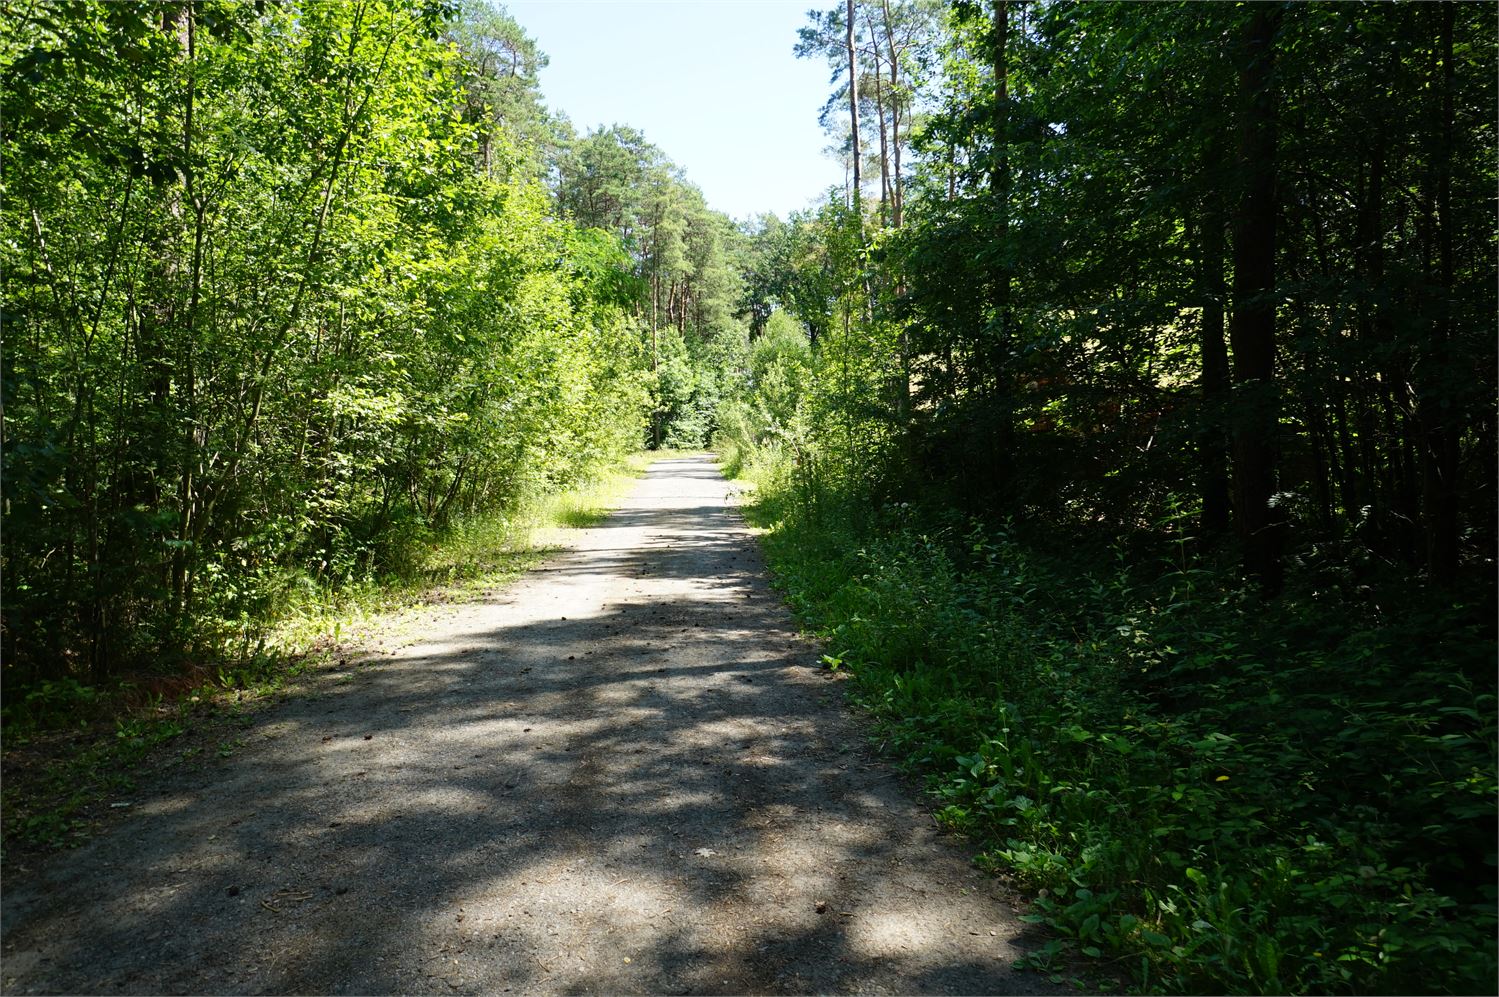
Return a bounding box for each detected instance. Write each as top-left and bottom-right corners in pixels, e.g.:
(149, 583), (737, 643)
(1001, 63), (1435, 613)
(533, 467), (637, 531)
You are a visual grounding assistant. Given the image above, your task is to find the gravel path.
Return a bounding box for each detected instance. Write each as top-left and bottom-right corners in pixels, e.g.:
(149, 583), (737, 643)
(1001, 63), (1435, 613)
(1, 455), (1059, 995)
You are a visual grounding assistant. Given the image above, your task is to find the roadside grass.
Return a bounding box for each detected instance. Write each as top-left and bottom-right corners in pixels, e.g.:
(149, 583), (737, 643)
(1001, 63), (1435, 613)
(539, 450), (680, 530)
(268, 451), (661, 652)
(0, 453), (660, 860)
(741, 473), (1498, 995)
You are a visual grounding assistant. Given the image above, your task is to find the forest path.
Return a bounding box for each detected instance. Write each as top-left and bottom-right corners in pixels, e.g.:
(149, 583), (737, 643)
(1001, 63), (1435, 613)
(1, 455), (1059, 996)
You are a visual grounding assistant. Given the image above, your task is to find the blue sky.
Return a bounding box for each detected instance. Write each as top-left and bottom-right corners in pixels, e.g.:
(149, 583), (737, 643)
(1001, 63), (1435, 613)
(506, 0), (845, 222)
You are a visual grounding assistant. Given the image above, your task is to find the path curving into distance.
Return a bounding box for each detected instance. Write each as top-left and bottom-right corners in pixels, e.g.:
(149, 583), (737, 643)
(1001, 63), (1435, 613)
(1, 455), (1061, 995)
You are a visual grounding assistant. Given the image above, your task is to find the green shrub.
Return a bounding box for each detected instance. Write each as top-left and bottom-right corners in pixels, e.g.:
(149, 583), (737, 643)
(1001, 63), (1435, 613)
(747, 454), (1498, 995)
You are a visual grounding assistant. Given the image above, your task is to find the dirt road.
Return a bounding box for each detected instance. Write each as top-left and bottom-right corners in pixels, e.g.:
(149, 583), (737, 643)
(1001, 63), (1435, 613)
(1, 456), (1058, 995)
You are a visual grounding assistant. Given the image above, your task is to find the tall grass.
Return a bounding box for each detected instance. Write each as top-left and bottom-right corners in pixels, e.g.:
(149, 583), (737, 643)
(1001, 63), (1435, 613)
(262, 453), (659, 653)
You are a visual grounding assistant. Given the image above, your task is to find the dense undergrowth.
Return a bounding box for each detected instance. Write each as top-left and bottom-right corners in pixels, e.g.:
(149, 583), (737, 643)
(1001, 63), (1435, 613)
(0, 456), (653, 856)
(735, 458), (1497, 995)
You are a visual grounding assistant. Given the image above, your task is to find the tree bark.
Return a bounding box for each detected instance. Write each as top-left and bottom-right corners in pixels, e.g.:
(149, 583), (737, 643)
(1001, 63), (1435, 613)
(880, 0), (904, 227)
(1229, 4), (1283, 592)
(1198, 174), (1231, 536)
(989, 0), (1012, 426)
(865, 17), (892, 227)
(1421, 2), (1459, 582)
(846, 0), (861, 215)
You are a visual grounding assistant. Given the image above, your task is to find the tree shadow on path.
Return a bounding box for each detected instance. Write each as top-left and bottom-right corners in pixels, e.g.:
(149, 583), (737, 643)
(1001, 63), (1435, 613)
(1, 457), (1065, 996)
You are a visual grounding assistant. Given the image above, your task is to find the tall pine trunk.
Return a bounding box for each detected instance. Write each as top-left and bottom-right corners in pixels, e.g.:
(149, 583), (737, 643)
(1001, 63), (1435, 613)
(880, 0), (904, 228)
(863, 5), (892, 226)
(845, 0), (861, 215)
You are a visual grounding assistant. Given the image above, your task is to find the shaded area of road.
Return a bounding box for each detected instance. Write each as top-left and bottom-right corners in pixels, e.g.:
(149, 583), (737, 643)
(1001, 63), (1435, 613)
(1, 455), (1059, 995)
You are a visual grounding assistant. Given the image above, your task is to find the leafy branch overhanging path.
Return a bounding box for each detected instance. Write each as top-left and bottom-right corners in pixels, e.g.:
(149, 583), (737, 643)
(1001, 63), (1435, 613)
(1, 456), (1059, 995)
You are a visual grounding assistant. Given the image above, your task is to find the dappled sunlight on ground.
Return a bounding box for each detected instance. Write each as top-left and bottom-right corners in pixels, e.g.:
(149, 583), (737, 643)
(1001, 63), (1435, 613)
(1, 456), (1060, 996)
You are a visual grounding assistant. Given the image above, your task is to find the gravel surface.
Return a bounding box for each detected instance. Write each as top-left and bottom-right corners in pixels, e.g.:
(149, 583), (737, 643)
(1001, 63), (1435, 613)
(1, 455), (1062, 995)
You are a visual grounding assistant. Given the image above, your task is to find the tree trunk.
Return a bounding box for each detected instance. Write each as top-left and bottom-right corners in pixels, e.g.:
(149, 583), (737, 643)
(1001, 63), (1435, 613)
(989, 0), (1012, 439)
(1228, 4), (1283, 592)
(845, 0), (861, 215)
(1307, 400), (1335, 534)
(869, 40), (892, 226)
(1352, 137), (1384, 534)
(171, 2), (202, 626)
(1421, 2), (1459, 582)
(1198, 175), (1231, 536)
(880, 0), (904, 227)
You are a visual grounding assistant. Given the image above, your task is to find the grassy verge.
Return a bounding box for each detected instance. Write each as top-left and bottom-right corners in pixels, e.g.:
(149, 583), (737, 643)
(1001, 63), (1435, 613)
(267, 450), (660, 651)
(0, 453), (659, 861)
(742, 473), (1497, 995)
